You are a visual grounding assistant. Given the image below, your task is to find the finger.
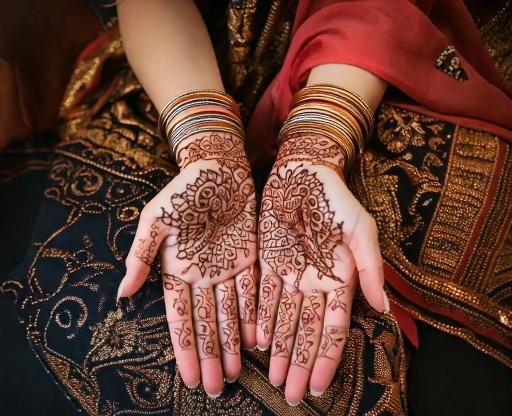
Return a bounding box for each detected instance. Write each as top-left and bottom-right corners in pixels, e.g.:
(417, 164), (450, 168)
(192, 285), (224, 397)
(120, 214), (167, 299)
(234, 265), (259, 349)
(256, 271), (282, 350)
(348, 214), (387, 312)
(285, 292), (325, 406)
(309, 282), (355, 396)
(269, 284), (302, 387)
(215, 279), (242, 382)
(162, 272), (200, 388)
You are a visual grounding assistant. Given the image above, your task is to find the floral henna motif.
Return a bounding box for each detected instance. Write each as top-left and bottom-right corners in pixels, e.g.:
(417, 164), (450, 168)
(176, 132), (250, 170)
(159, 166), (257, 278)
(292, 295), (322, 369)
(218, 285), (239, 354)
(276, 134), (346, 177)
(272, 286), (300, 357)
(236, 267), (257, 324)
(318, 325), (347, 361)
(163, 274), (194, 351)
(260, 165), (344, 287)
(193, 288), (219, 359)
(257, 274), (278, 342)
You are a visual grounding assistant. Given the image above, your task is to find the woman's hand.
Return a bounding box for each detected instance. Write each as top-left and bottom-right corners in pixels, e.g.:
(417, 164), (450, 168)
(118, 132), (259, 397)
(256, 134), (388, 405)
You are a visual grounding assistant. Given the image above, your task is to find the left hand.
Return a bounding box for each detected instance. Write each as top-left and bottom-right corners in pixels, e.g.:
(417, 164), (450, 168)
(256, 134), (388, 405)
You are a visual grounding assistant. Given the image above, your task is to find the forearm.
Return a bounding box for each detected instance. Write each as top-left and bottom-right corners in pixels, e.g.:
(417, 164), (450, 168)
(117, 0), (223, 110)
(307, 64), (387, 112)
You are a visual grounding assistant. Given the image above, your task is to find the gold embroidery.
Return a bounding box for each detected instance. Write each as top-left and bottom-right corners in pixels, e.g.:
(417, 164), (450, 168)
(435, 45), (469, 81)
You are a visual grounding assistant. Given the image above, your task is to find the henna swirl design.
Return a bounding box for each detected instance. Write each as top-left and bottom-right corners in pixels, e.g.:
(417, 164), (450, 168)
(163, 274), (194, 351)
(237, 267), (257, 324)
(159, 166), (256, 278)
(193, 288), (219, 359)
(272, 286), (299, 357)
(276, 134), (346, 177)
(257, 274), (278, 342)
(318, 325), (347, 361)
(218, 285), (239, 354)
(292, 295), (322, 369)
(260, 165), (343, 287)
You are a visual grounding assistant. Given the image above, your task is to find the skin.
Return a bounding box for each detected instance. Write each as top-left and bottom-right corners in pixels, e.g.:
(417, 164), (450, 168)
(116, 0), (389, 404)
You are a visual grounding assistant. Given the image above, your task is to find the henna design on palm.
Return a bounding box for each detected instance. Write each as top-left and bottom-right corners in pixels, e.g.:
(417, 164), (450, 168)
(258, 274), (278, 342)
(292, 295), (322, 368)
(272, 286), (299, 357)
(159, 165), (256, 278)
(260, 165), (343, 287)
(318, 325), (347, 360)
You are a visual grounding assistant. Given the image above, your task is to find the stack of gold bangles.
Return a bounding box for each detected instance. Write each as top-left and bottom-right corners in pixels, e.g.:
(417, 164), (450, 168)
(158, 89), (243, 159)
(279, 84), (374, 168)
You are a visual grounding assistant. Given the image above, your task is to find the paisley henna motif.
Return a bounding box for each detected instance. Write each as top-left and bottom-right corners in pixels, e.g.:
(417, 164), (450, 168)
(260, 165), (343, 287)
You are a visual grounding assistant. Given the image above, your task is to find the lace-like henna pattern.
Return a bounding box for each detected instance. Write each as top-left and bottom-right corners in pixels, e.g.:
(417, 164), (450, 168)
(257, 274), (278, 342)
(176, 132), (250, 171)
(292, 295), (322, 368)
(328, 286), (348, 312)
(218, 285), (239, 354)
(159, 166), (256, 278)
(163, 274), (194, 351)
(276, 134), (346, 177)
(260, 165), (344, 287)
(134, 220), (161, 266)
(193, 288), (219, 359)
(272, 286), (299, 357)
(318, 325), (347, 360)
(237, 267), (257, 324)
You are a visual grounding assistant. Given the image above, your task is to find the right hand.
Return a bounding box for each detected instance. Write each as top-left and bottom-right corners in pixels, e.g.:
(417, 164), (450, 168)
(117, 132), (259, 397)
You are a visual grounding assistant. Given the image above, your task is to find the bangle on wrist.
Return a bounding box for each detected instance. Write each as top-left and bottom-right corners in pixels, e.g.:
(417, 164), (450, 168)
(157, 89), (244, 160)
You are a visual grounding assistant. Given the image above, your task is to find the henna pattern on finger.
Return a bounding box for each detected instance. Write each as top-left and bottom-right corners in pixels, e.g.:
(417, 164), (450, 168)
(318, 325), (347, 361)
(163, 274), (194, 351)
(257, 274), (278, 342)
(292, 295), (322, 369)
(275, 134), (346, 177)
(134, 220), (161, 266)
(260, 165), (344, 287)
(237, 267), (257, 324)
(328, 286), (348, 312)
(159, 165), (257, 278)
(272, 286), (300, 357)
(218, 284), (240, 354)
(193, 288), (219, 360)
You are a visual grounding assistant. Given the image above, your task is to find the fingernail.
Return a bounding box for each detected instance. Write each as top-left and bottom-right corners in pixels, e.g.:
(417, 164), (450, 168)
(286, 399), (300, 407)
(116, 278), (126, 303)
(186, 380), (200, 389)
(382, 290), (390, 313)
(310, 388), (324, 397)
(225, 375), (239, 383)
(256, 344), (269, 352)
(207, 389), (223, 399)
